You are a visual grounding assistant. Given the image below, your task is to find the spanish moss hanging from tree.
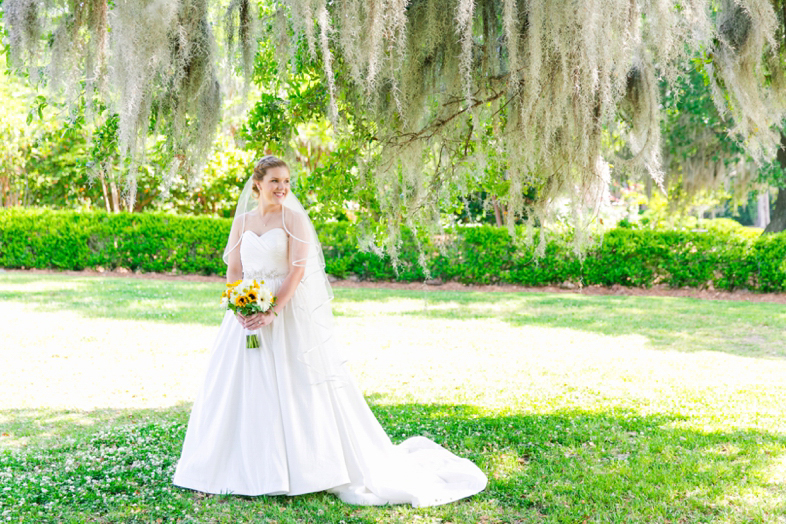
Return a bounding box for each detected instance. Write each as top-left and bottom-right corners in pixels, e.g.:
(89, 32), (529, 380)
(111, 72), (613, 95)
(3, 0), (785, 245)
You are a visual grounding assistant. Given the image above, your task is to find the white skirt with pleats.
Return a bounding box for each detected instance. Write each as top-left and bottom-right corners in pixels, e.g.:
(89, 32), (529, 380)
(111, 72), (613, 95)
(173, 277), (487, 506)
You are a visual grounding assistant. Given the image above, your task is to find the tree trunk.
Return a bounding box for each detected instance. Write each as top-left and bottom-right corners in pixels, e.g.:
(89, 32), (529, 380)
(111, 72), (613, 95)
(764, 186), (786, 233)
(23, 172), (28, 207)
(764, 132), (786, 233)
(491, 196), (503, 227)
(125, 176), (136, 212)
(755, 192), (771, 229)
(109, 176), (120, 213)
(134, 192), (157, 212)
(3, 176), (18, 207)
(98, 171), (111, 212)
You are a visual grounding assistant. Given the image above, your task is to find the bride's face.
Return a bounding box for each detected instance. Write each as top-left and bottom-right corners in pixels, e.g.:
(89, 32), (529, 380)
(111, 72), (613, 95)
(255, 167), (290, 206)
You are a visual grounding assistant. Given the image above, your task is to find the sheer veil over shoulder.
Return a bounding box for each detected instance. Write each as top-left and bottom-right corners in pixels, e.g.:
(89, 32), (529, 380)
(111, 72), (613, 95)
(173, 173), (487, 507)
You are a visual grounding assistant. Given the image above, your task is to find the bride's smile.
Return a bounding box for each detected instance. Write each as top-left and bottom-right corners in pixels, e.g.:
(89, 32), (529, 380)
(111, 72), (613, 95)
(254, 166), (290, 206)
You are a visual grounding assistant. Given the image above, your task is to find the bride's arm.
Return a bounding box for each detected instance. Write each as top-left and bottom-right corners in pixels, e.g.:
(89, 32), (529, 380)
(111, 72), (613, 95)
(225, 220), (249, 326)
(226, 221), (243, 283)
(270, 264), (305, 315)
(270, 212), (308, 314)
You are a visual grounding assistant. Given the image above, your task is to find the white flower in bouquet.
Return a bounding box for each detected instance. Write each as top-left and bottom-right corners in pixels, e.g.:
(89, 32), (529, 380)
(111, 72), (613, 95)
(257, 288), (274, 310)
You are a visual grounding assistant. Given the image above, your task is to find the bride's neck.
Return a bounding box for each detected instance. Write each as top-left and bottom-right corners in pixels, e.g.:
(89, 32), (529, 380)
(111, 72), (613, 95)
(258, 203), (282, 216)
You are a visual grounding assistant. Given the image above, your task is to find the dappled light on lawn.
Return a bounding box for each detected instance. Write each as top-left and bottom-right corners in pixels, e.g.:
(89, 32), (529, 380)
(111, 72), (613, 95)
(0, 301), (214, 412)
(337, 312), (786, 434)
(1, 274), (785, 521)
(1, 280), (784, 437)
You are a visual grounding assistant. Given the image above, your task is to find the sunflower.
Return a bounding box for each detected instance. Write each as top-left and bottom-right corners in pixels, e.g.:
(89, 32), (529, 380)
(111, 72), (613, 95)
(236, 296), (248, 307)
(247, 290), (258, 302)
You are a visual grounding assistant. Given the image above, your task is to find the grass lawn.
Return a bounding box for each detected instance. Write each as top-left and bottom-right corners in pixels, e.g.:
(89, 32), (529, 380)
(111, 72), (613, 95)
(1, 272), (785, 523)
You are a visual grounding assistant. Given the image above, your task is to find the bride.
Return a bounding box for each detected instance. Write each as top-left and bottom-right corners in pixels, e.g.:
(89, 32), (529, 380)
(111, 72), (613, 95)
(173, 155), (487, 506)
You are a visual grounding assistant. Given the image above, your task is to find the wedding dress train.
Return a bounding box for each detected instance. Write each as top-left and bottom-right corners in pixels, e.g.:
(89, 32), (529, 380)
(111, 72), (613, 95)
(173, 228), (487, 506)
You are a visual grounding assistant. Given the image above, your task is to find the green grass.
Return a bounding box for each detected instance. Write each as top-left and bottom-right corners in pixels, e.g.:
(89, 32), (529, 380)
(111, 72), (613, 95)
(1, 272), (785, 523)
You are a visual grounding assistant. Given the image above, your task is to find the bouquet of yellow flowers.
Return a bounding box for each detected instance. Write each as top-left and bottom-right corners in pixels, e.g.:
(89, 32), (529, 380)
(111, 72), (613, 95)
(221, 279), (277, 348)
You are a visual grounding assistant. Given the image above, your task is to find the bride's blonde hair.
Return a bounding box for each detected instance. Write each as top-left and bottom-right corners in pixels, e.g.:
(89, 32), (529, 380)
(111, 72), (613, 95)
(251, 155), (289, 198)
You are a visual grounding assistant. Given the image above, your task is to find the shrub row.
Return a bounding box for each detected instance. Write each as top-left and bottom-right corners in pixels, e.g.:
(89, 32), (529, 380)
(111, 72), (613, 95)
(2, 209), (786, 291)
(0, 209), (230, 275)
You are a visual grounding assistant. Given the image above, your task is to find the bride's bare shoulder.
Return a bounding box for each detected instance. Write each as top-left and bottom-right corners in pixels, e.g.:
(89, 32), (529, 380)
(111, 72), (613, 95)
(232, 211), (260, 231)
(283, 208), (308, 232)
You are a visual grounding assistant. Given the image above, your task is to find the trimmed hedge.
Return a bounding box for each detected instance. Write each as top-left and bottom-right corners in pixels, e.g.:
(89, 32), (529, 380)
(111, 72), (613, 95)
(0, 209), (230, 275)
(2, 208), (786, 291)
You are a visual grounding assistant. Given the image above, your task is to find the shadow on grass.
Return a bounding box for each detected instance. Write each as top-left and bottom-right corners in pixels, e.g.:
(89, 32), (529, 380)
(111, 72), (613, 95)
(0, 273), (224, 325)
(1, 400), (784, 522)
(334, 287), (786, 359)
(3, 274), (786, 358)
(373, 402), (786, 522)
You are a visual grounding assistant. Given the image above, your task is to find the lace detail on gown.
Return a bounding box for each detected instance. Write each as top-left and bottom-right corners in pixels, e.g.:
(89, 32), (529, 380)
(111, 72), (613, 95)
(172, 227), (487, 506)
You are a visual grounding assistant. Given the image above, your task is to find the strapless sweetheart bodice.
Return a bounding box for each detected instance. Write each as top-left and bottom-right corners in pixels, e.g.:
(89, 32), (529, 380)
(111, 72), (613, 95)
(240, 228), (289, 281)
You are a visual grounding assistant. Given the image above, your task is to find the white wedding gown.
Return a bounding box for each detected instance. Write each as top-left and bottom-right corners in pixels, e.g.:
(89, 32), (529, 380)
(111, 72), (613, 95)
(173, 228), (487, 506)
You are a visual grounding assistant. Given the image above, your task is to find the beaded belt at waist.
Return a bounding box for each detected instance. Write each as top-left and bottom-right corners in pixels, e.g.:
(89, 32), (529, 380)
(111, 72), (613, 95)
(244, 269), (288, 281)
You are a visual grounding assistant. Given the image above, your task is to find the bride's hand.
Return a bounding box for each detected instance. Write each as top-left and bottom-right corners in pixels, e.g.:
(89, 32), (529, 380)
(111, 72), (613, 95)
(235, 312), (249, 328)
(244, 311), (274, 329)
